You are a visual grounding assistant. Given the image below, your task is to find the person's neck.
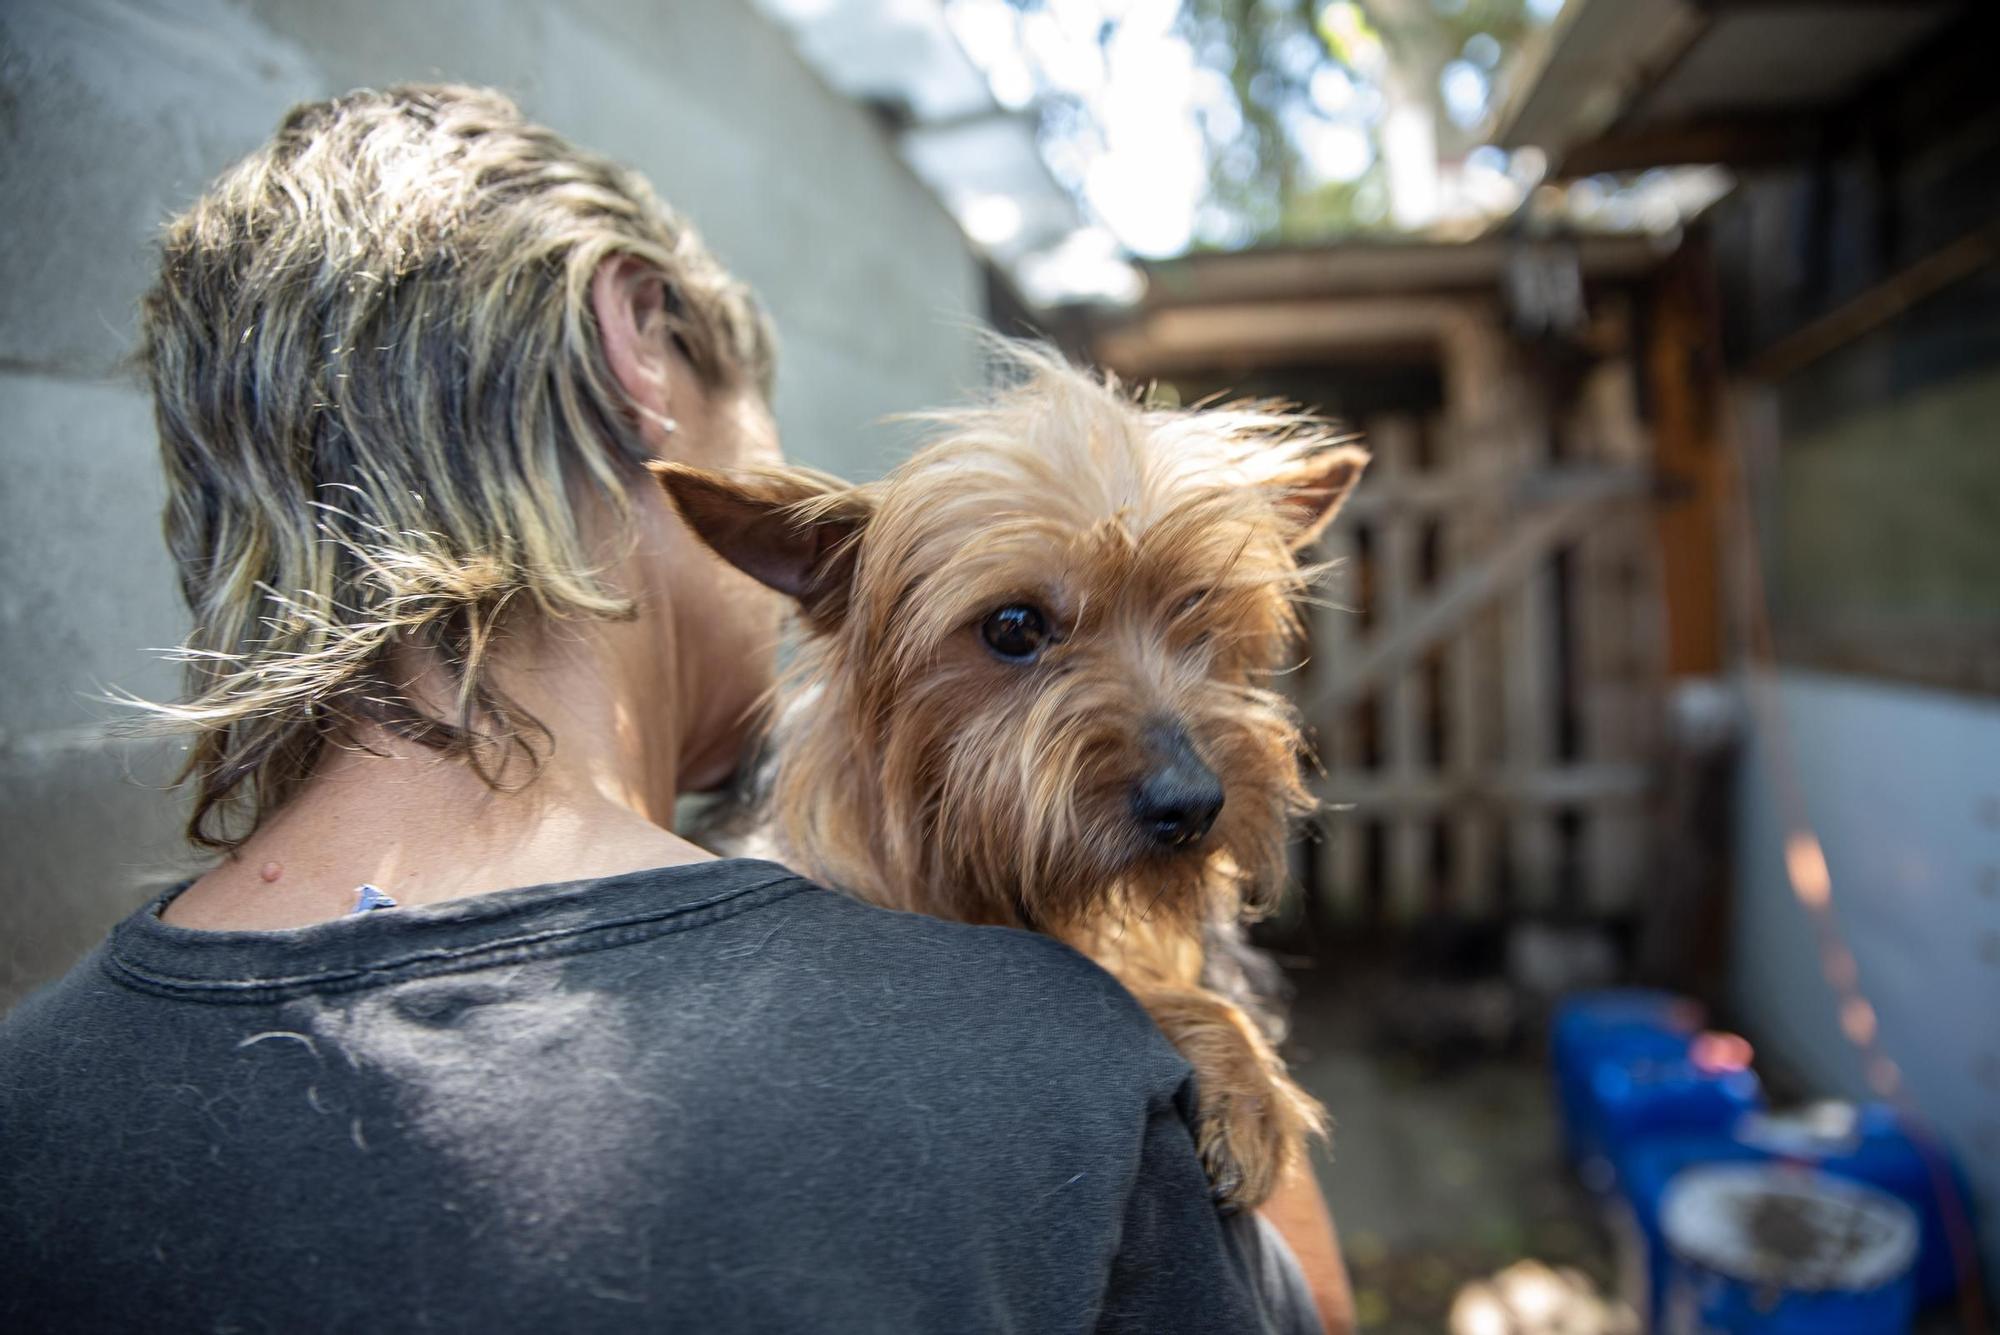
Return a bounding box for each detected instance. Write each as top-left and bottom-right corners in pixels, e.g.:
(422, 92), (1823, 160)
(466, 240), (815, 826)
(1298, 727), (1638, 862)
(164, 625), (715, 931)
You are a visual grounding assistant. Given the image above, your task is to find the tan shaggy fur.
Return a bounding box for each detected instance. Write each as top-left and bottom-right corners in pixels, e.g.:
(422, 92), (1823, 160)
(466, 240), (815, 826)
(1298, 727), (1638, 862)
(656, 342), (1367, 1208)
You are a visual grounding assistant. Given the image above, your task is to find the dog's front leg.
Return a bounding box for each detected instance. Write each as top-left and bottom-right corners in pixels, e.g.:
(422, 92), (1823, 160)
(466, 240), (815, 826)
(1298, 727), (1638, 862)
(1126, 983), (1326, 1210)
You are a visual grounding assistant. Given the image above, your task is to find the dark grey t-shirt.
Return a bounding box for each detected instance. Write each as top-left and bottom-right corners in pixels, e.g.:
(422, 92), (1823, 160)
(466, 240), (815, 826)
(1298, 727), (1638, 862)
(1, 859), (1314, 1333)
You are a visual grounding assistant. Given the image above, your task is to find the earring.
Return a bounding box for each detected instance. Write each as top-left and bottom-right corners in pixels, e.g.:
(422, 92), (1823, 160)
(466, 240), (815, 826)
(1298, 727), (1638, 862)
(639, 405), (680, 436)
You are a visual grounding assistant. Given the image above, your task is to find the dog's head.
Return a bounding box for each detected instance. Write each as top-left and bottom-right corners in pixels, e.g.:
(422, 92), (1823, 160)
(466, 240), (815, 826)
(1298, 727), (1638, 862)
(654, 343), (1366, 932)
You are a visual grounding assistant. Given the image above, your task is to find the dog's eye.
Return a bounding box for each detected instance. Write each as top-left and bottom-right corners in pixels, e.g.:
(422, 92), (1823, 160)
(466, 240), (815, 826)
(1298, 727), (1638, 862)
(981, 604), (1050, 662)
(1173, 589), (1216, 648)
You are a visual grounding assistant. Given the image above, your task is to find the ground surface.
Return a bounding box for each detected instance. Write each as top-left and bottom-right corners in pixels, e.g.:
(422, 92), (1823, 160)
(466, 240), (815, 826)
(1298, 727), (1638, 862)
(1281, 965), (1626, 1332)
(1279, 964), (1966, 1334)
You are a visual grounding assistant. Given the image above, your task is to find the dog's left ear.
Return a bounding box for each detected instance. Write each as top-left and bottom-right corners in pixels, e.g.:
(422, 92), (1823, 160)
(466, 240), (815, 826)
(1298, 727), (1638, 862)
(1264, 444), (1371, 550)
(648, 461), (873, 627)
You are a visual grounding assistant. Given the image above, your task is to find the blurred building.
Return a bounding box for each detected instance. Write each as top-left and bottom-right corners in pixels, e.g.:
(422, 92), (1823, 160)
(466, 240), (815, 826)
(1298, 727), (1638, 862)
(1505, 0), (2000, 1286)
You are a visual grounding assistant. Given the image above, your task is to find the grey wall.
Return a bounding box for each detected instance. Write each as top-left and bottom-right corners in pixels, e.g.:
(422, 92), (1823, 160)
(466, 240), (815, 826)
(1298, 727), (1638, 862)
(1732, 669), (2000, 1286)
(0, 0), (986, 1008)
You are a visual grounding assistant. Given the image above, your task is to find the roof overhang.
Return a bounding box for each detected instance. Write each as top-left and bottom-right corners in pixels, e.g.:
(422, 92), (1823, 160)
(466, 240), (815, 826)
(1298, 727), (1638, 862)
(1493, 0), (1966, 176)
(1134, 235), (1671, 308)
(1090, 236), (1674, 376)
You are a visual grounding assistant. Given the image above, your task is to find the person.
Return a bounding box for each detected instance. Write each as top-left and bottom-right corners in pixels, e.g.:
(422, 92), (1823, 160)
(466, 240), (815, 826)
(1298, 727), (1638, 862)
(0, 84), (1350, 1332)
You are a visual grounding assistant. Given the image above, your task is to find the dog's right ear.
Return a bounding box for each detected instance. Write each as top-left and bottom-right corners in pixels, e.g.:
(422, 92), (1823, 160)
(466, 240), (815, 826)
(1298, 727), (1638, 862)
(648, 462), (873, 627)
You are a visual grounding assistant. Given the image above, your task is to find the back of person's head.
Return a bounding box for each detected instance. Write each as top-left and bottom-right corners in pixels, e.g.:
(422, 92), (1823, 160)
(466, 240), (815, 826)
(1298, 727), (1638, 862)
(137, 83), (774, 851)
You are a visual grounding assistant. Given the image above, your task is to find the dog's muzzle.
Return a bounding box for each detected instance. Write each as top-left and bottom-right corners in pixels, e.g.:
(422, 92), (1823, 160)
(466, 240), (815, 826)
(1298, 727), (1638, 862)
(1131, 723), (1224, 849)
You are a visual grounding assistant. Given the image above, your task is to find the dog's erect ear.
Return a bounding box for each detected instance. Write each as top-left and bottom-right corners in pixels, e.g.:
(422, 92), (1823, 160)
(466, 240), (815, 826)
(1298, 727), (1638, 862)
(648, 462), (872, 626)
(1264, 444), (1370, 550)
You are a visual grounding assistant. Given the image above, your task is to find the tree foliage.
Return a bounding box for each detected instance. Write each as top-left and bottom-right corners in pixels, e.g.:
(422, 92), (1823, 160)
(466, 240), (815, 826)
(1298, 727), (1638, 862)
(1179, 0), (1549, 243)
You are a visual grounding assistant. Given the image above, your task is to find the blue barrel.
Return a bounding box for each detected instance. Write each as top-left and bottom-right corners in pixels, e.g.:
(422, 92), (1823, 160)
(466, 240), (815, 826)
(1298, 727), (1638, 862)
(1620, 1102), (1972, 1316)
(1619, 1133), (1772, 1323)
(1551, 990), (1704, 1177)
(1593, 1052), (1764, 1190)
(1661, 1163), (1919, 1334)
(1624, 1127), (1768, 1327)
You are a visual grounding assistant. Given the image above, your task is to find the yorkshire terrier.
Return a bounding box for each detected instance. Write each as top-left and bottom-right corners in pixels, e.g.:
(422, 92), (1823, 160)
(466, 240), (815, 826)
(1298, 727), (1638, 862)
(655, 342), (1367, 1209)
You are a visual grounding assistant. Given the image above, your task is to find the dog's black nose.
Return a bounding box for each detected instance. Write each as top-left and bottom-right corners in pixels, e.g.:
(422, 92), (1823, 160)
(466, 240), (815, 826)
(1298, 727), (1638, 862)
(1131, 727), (1224, 849)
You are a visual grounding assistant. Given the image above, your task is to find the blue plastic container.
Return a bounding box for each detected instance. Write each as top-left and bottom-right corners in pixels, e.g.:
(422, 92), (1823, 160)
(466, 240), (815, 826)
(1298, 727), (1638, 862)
(1552, 989), (1705, 1174)
(1660, 1163), (1918, 1334)
(1619, 1134), (1781, 1323)
(1595, 1056), (1763, 1166)
(1617, 1102), (1972, 1318)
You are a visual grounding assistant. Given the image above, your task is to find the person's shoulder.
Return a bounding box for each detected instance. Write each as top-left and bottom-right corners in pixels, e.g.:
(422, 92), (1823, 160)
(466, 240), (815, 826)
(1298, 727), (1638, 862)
(780, 876), (1140, 1005)
(0, 947), (104, 1038)
(0, 944), (120, 1101)
(769, 880), (1190, 1095)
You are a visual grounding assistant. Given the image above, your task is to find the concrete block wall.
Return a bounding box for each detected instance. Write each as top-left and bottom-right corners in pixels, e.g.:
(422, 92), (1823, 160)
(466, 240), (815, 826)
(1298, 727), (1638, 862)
(0, 0), (987, 1008)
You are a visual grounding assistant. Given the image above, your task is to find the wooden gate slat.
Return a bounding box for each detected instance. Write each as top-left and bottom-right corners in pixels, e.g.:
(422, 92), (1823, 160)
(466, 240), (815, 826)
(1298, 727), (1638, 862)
(1369, 416), (1429, 922)
(1573, 351), (1658, 914)
(1502, 381), (1561, 912)
(1312, 517), (1367, 920)
(1440, 415), (1497, 917)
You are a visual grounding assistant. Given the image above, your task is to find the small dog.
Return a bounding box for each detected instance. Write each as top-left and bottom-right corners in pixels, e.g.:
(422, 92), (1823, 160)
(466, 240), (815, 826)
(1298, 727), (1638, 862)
(655, 343), (1367, 1208)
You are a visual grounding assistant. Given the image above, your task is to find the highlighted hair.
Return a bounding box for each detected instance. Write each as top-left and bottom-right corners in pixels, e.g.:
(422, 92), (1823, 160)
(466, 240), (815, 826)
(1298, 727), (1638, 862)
(134, 84), (773, 850)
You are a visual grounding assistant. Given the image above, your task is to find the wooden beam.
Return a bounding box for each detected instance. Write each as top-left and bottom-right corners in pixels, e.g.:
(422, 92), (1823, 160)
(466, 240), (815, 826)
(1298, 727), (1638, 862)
(1320, 764), (1652, 812)
(1341, 462), (1507, 519)
(1559, 117), (1812, 176)
(1095, 297), (1476, 378)
(1338, 462), (1652, 520)
(1747, 216), (2000, 381)
(1133, 236), (1670, 307)
(1648, 239), (1726, 675)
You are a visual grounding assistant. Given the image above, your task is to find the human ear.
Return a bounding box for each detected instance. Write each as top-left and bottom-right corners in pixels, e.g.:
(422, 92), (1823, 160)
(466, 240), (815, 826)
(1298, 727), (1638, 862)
(593, 254), (680, 442)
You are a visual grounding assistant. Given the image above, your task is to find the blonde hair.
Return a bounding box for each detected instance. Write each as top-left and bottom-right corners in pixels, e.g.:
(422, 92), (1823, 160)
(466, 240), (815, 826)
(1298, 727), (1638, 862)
(136, 84), (774, 850)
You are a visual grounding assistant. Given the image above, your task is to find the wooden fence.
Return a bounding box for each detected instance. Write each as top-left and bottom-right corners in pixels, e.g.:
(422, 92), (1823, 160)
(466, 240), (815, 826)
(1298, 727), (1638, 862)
(1298, 335), (1669, 925)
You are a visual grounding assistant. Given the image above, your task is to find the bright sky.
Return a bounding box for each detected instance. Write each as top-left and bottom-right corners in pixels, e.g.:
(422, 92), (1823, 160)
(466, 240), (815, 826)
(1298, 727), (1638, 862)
(950, 0), (1210, 259)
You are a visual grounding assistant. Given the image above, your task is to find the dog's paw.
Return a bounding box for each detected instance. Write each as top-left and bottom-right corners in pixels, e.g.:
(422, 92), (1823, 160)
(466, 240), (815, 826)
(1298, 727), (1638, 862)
(1137, 987), (1326, 1211)
(1190, 1051), (1321, 1211)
